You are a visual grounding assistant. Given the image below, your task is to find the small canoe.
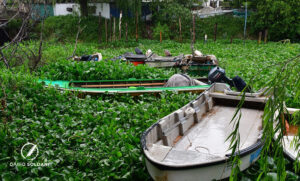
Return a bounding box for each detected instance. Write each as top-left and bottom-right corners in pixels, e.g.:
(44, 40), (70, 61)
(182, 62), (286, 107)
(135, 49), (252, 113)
(39, 78), (210, 96)
(279, 108), (299, 161)
(141, 83), (268, 181)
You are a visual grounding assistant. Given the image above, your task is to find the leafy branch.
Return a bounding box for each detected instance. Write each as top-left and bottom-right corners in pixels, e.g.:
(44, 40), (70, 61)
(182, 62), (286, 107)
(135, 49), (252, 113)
(228, 54), (300, 179)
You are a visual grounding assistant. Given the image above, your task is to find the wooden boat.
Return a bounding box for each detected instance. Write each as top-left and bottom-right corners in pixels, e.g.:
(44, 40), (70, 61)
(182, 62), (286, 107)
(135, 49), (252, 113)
(39, 78), (210, 96)
(141, 83), (268, 181)
(144, 58), (177, 68)
(124, 54), (147, 66)
(277, 108), (299, 161)
(125, 54), (217, 77)
(125, 54), (179, 68)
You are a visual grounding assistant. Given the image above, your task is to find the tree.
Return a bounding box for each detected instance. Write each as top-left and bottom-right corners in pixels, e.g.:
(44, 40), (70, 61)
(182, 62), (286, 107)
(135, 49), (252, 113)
(78, 0), (88, 17)
(250, 0), (300, 41)
(233, 0), (242, 8)
(115, 0), (142, 20)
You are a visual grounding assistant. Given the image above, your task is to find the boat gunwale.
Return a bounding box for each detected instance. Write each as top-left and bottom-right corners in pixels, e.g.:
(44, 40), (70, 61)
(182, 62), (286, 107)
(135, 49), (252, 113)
(41, 77), (208, 84)
(44, 85), (210, 93)
(69, 78), (169, 83)
(283, 148), (297, 161)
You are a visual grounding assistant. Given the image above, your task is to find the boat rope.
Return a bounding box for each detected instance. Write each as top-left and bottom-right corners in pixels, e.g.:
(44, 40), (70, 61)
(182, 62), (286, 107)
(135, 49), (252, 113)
(194, 146), (221, 158)
(195, 146), (210, 154)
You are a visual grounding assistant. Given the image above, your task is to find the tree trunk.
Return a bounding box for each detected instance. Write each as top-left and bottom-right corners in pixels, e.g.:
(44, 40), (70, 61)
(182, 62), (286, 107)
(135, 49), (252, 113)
(264, 29), (268, 44)
(192, 14), (195, 43)
(135, 11), (138, 42)
(214, 23), (218, 42)
(98, 12), (102, 44)
(79, 0), (88, 17)
(179, 17), (182, 42)
(258, 32), (262, 44)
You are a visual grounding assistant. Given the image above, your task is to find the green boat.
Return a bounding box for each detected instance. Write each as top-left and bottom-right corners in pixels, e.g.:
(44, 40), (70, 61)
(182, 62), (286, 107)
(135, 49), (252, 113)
(39, 78), (210, 96)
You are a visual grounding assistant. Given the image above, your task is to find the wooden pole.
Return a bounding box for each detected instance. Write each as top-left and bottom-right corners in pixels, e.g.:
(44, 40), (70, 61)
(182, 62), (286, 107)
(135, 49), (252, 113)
(105, 18), (108, 43)
(258, 31), (262, 44)
(136, 11), (138, 42)
(214, 23), (217, 42)
(264, 29), (268, 44)
(160, 31), (162, 43)
(110, 14), (112, 42)
(119, 11), (122, 40)
(179, 17), (182, 42)
(125, 22), (128, 41)
(113, 17), (116, 41)
(98, 12), (102, 44)
(243, 1), (248, 45)
(193, 14), (195, 43)
(230, 36), (233, 44)
(190, 28), (194, 55)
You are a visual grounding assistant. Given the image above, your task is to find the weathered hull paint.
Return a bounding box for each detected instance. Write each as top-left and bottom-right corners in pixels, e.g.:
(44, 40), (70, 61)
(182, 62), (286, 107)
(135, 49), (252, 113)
(145, 146), (262, 181)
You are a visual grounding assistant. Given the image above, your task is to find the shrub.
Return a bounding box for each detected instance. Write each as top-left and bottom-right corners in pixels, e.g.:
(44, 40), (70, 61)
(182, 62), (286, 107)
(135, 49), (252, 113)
(36, 59), (174, 81)
(5, 19), (22, 38)
(43, 15), (104, 42)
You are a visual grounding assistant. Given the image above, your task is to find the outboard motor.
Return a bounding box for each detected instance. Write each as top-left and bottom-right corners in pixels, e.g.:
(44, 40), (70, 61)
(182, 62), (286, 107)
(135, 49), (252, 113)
(208, 67), (251, 92)
(135, 48), (143, 55)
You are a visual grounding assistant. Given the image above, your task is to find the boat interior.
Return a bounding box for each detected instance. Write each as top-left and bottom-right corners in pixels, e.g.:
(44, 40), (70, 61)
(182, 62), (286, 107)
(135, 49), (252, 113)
(283, 111), (299, 136)
(143, 83), (266, 166)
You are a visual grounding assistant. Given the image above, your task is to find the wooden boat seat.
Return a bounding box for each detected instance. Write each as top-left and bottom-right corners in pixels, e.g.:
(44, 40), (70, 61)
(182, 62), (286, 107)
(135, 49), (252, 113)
(158, 95), (213, 146)
(148, 144), (172, 162)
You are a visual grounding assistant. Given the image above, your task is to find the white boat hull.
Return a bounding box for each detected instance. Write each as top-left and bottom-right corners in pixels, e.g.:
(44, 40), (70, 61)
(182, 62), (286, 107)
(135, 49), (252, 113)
(283, 136), (299, 161)
(145, 145), (262, 181)
(275, 108), (299, 161)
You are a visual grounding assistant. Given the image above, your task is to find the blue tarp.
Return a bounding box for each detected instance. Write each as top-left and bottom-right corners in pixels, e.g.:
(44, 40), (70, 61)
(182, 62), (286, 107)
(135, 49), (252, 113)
(110, 3), (151, 19)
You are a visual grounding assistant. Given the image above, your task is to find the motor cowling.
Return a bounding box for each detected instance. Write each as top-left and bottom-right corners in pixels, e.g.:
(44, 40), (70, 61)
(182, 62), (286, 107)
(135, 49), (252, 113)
(208, 67), (251, 92)
(208, 67), (234, 87)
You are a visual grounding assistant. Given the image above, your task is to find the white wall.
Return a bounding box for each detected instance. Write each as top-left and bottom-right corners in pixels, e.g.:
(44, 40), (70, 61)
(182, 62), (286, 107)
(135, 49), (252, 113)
(54, 3), (110, 19)
(54, 3), (77, 16)
(202, 0), (211, 7)
(89, 3), (110, 19)
(202, 0), (223, 7)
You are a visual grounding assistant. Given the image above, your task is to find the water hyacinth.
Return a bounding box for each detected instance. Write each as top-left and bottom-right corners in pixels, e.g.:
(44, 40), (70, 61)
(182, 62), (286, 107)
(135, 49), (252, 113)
(0, 39), (299, 180)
